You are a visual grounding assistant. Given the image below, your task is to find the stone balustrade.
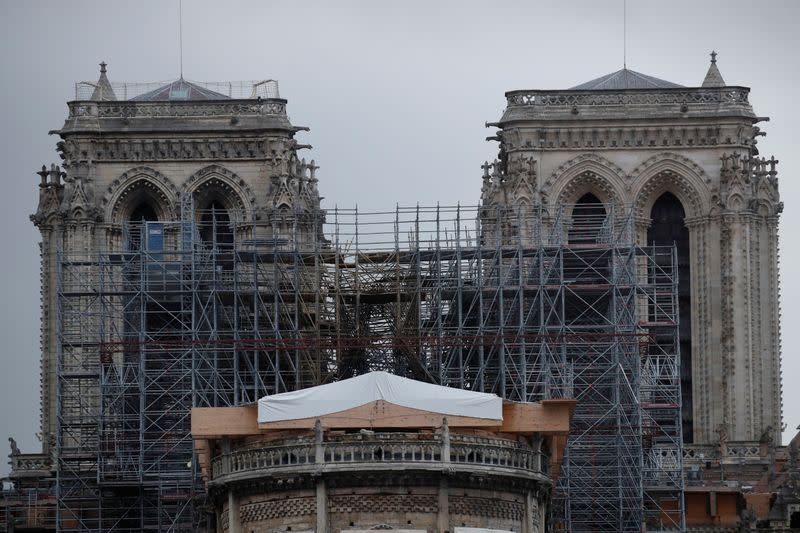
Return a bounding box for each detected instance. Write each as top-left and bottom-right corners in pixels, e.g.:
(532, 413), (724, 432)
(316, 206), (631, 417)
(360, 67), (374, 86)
(505, 87), (750, 108)
(211, 432), (547, 485)
(9, 453), (51, 476)
(683, 444), (716, 463)
(683, 441), (769, 464)
(67, 99), (288, 120)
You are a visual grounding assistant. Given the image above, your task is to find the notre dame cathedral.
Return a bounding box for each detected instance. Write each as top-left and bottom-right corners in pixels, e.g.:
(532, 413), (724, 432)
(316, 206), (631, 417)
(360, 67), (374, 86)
(3, 53), (798, 532)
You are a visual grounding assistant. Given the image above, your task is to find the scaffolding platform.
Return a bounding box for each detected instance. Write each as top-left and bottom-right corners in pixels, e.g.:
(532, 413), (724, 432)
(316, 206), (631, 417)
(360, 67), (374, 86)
(54, 202), (683, 532)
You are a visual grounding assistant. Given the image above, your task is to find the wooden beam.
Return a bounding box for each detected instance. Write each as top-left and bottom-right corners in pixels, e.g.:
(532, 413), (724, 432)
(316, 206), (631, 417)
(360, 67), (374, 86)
(191, 400), (575, 437)
(500, 399), (575, 434)
(191, 406), (258, 439)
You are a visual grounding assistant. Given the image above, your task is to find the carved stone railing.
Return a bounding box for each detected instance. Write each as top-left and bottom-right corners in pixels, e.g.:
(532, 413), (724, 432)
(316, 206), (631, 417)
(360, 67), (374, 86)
(67, 99), (288, 120)
(450, 433), (546, 475)
(9, 453), (52, 476)
(505, 87), (750, 108)
(683, 444), (716, 464)
(724, 442), (762, 459)
(211, 432), (547, 485)
(683, 441), (768, 465)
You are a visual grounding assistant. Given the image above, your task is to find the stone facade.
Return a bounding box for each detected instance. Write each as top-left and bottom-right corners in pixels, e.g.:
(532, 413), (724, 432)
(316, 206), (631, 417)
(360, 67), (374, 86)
(30, 70), (326, 453)
(208, 426), (552, 533)
(3, 55), (790, 531)
(480, 56), (782, 446)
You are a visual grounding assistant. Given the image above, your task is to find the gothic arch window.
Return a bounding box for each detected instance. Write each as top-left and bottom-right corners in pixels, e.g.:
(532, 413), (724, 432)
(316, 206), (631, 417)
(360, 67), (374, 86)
(104, 167), (178, 225)
(112, 183), (169, 221)
(182, 165), (253, 220)
(117, 188), (173, 352)
(198, 199), (233, 251)
(126, 200), (157, 251)
(111, 182), (170, 251)
(192, 183), (241, 272)
(648, 192), (693, 443)
(568, 192), (606, 245)
(192, 180), (244, 216)
(564, 193), (609, 328)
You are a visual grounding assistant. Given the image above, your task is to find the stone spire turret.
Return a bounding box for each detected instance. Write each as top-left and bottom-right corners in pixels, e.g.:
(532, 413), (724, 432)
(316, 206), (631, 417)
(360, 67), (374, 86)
(701, 50), (726, 87)
(90, 61), (117, 101)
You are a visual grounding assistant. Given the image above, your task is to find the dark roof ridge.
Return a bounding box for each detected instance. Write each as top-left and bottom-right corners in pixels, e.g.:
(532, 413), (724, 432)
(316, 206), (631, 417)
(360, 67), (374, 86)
(569, 68), (685, 91)
(131, 77), (230, 101)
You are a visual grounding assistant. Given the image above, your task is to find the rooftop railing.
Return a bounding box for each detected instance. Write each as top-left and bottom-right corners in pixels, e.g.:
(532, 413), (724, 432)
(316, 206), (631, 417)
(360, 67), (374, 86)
(74, 79), (280, 101)
(66, 98), (287, 120)
(210, 431), (548, 485)
(505, 86), (750, 108)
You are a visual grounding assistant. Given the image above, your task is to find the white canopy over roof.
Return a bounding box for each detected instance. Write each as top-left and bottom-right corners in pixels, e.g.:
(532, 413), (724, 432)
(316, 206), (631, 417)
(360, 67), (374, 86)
(257, 371), (503, 423)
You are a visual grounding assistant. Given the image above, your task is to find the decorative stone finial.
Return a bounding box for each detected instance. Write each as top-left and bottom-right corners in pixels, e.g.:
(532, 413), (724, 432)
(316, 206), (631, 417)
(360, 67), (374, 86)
(36, 165), (49, 187)
(702, 50), (726, 87)
(91, 61), (117, 101)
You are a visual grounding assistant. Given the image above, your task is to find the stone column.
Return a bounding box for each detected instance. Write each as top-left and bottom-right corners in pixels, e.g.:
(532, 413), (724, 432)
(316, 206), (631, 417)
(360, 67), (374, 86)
(40, 223), (61, 452)
(438, 418), (450, 533)
(227, 491), (241, 533)
(221, 439), (241, 533)
(687, 216), (725, 445)
(316, 479), (328, 533)
(523, 490), (541, 533)
(315, 420), (329, 533)
(437, 477), (449, 533)
(763, 215), (782, 444)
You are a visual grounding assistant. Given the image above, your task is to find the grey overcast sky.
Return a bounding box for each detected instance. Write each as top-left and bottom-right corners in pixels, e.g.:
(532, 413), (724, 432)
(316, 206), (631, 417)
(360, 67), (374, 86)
(1, 0), (798, 469)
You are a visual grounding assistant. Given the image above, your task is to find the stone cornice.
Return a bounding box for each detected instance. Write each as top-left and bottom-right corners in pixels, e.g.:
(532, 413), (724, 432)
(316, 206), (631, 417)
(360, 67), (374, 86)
(501, 87), (755, 123)
(59, 98), (295, 135)
(502, 124), (753, 152)
(68, 98), (287, 119)
(59, 136), (295, 162)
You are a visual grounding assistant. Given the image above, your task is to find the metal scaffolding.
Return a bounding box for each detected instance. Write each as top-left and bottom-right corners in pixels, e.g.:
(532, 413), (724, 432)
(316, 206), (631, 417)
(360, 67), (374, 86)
(55, 202), (683, 532)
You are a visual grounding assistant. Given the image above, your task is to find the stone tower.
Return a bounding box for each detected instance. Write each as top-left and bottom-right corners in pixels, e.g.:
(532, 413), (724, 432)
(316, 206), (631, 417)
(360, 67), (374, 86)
(31, 63), (326, 456)
(481, 53), (782, 445)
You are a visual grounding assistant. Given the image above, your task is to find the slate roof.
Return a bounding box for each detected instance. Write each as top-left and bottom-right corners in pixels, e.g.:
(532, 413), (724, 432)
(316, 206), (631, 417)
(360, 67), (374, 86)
(569, 68), (685, 90)
(131, 78), (230, 101)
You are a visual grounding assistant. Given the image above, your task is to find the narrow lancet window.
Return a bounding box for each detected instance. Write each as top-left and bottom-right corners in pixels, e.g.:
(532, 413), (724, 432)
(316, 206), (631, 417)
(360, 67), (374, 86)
(648, 192), (693, 443)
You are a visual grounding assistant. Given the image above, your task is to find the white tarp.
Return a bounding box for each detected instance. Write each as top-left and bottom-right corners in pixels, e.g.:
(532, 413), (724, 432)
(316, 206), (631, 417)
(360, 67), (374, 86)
(257, 371), (502, 423)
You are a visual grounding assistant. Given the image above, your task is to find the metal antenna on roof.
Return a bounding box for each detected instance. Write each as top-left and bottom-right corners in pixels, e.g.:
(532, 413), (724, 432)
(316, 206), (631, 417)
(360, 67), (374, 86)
(623, 0), (627, 70)
(179, 0), (184, 79)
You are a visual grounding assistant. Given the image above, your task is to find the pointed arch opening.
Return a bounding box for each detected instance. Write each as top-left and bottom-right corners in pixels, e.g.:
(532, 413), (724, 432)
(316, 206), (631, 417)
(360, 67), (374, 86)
(194, 186), (240, 272)
(569, 193), (606, 245)
(565, 193), (610, 328)
(121, 189), (165, 251)
(188, 174), (246, 255)
(198, 199), (233, 251)
(648, 192), (693, 443)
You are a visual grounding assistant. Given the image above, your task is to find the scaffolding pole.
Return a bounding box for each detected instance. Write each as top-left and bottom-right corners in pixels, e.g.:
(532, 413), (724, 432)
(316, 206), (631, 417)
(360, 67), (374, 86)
(55, 202), (683, 532)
